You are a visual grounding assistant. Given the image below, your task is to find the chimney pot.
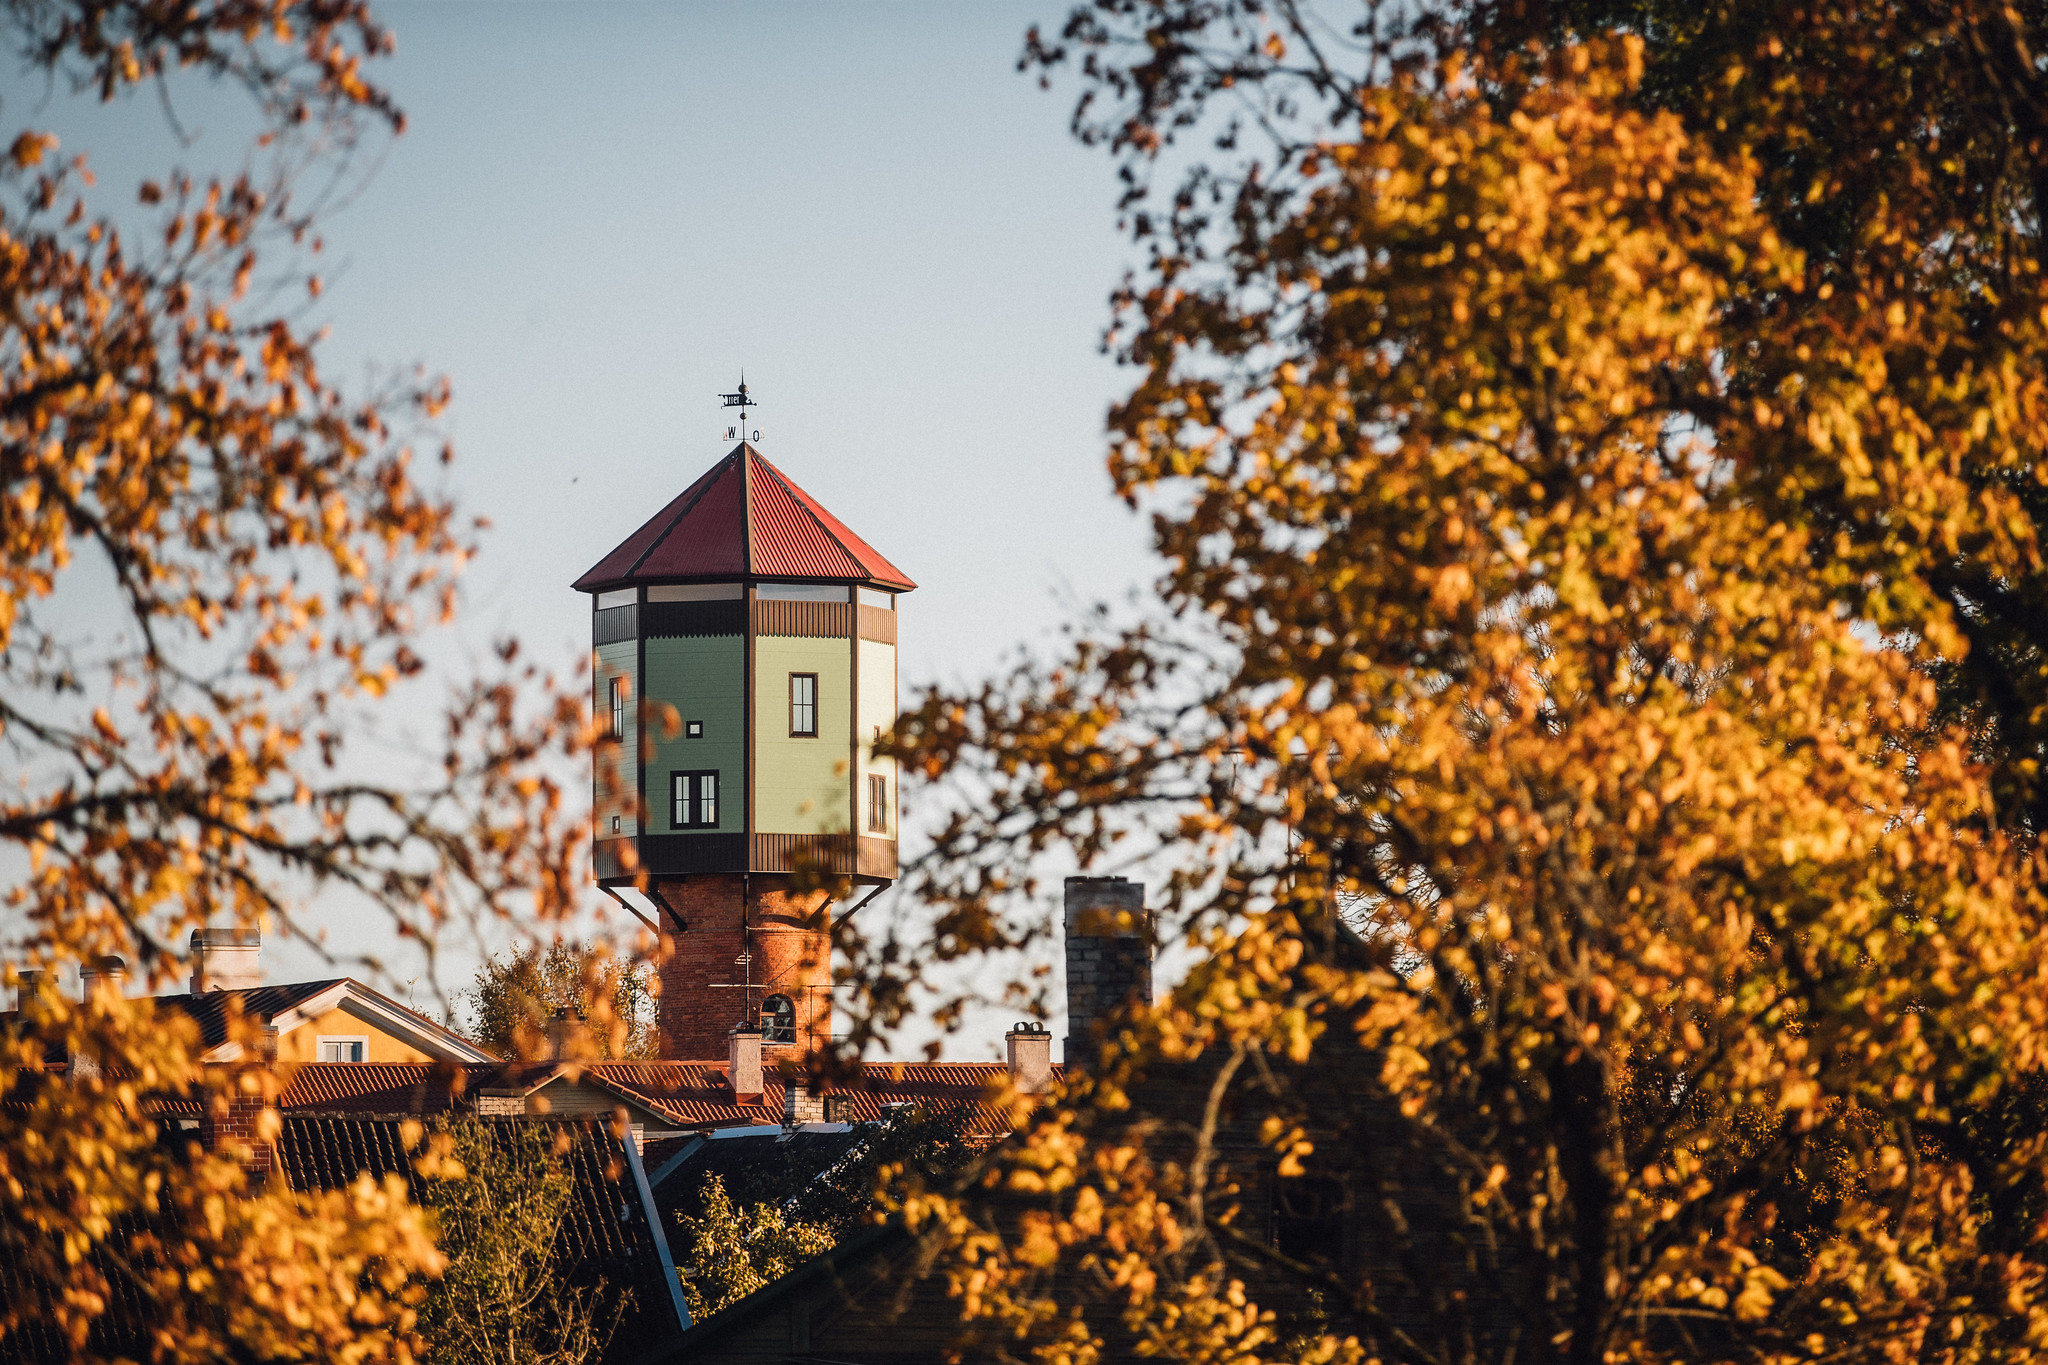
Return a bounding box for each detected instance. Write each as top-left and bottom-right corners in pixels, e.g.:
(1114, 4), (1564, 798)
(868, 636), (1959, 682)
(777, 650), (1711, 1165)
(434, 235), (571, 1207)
(12, 967), (45, 1013)
(1006, 1022), (1054, 1095)
(189, 928), (261, 994)
(80, 955), (127, 1003)
(728, 1023), (764, 1102)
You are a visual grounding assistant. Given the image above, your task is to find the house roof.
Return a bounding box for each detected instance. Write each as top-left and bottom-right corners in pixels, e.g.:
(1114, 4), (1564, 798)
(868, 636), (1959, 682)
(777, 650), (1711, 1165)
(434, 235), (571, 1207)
(259, 1059), (1059, 1138)
(570, 443), (916, 593)
(278, 1114), (692, 1352)
(160, 978), (497, 1064)
(162, 979), (346, 1049)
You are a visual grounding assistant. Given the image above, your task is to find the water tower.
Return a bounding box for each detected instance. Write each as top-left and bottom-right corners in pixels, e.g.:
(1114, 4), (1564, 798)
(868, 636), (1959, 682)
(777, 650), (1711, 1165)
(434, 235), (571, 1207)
(573, 417), (912, 1060)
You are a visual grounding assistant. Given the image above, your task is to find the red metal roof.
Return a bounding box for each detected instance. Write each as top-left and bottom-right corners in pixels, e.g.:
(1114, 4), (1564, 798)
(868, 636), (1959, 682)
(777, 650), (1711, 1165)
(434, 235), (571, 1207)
(571, 444), (916, 593)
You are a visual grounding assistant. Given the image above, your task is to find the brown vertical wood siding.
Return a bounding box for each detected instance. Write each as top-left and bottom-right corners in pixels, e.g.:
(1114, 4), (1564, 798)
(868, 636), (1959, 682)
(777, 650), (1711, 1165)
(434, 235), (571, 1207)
(750, 832), (855, 874)
(857, 836), (898, 880)
(856, 604), (898, 643)
(752, 599), (852, 639)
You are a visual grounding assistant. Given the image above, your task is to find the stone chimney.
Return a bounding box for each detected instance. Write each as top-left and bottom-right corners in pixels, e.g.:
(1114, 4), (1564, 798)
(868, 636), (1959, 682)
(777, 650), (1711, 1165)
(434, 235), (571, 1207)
(728, 1023), (764, 1103)
(1006, 1022), (1053, 1095)
(80, 955), (127, 1002)
(189, 928), (261, 993)
(1064, 876), (1152, 1066)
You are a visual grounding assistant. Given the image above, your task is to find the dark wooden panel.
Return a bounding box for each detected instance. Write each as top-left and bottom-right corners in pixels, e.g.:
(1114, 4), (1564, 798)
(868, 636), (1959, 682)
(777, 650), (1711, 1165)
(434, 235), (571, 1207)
(594, 837), (634, 881)
(750, 832), (854, 874)
(752, 600), (852, 639)
(593, 603), (639, 645)
(856, 605), (898, 644)
(643, 599), (745, 638)
(637, 832), (748, 876)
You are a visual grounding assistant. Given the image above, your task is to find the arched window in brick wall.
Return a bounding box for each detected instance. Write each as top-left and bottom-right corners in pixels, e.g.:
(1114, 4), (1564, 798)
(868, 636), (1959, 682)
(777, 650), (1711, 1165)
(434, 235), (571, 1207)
(761, 994), (796, 1045)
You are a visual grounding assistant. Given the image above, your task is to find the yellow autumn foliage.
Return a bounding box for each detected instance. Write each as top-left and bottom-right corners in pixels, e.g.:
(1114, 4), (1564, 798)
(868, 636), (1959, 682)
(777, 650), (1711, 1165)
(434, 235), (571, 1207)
(871, 13), (2048, 1364)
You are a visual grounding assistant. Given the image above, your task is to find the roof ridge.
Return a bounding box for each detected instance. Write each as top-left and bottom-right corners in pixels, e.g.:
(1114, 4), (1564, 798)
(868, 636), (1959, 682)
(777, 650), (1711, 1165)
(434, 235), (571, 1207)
(748, 450), (868, 579)
(739, 443), (756, 576)
(625, 446), (744, 581)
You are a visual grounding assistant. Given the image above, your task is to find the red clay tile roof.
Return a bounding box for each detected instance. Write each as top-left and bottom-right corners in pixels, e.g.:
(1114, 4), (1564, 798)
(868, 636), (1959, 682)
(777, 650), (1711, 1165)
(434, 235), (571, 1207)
(571, 443), (916, 593)
(263, 1060), (1058, 1136)
(584, 1061), (782, 1126)
(280, 1062), (477, 1114)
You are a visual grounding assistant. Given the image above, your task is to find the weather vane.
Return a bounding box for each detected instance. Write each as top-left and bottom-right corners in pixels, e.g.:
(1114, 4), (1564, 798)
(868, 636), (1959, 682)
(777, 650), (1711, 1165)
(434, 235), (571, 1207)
(719, 374), (761, 444)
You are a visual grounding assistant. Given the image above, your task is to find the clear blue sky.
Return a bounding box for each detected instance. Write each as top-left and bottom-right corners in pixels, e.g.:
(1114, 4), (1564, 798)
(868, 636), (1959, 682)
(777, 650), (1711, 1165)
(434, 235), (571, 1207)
(26, 3), (1159, 1048)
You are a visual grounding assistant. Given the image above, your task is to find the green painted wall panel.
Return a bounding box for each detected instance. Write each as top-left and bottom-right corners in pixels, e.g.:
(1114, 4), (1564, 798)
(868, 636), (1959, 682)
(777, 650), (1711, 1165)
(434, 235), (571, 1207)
(753, 636), (852, 835)
(593, 641), (639, 837)
(642, 635), (745, 834)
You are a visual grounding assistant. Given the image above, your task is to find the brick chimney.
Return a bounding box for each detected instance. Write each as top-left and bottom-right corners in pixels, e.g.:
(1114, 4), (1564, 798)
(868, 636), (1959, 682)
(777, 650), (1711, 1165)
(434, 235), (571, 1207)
(1063, 876), (1152, 1067)
(80, 955), (127, 1002)
(190, 928), (262, 993)
(1006, 1022), (1053, 1095)
(728, 1023), (764, 1103)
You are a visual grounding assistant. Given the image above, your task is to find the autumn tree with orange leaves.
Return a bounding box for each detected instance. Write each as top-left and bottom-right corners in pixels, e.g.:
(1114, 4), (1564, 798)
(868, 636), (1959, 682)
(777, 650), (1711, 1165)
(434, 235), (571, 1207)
(852, 3), (2048, 1363)
(0, 3), (602, 1360)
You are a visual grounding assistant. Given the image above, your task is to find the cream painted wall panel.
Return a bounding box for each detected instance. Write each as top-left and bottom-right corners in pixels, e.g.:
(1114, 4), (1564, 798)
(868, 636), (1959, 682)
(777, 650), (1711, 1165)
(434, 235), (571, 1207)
(594, 640), (639, 837)
(857, 639), (898, 838)
(753, 636), (851, 835)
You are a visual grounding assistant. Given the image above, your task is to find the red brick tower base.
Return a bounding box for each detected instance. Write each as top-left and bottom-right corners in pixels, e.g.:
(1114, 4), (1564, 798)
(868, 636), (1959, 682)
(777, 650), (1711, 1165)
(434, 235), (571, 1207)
(654, 874), (832, 1061)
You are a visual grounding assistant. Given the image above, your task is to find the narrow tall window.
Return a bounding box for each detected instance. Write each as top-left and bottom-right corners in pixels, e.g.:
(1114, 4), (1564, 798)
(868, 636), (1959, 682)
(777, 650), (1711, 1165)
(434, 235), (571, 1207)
(609, 676), (626, 739)
(868, 774), (888, 833)
(789, 673), (818, 737)
(670, 771), (719, 829)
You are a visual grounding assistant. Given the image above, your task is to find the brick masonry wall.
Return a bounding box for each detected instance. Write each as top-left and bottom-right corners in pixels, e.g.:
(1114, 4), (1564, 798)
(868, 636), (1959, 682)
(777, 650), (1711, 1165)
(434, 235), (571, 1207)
(207, 1082), (279, 1175)
(1064, 876), (1154, 1065)
(654, 874), (832, 1061)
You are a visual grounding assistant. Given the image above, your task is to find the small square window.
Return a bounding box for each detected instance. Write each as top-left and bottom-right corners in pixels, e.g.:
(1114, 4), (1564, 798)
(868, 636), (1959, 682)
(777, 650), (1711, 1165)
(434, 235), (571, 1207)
(789, 674), (818, 738)
(686, 720), (703, 739)
(317, 1037), (367, 1063)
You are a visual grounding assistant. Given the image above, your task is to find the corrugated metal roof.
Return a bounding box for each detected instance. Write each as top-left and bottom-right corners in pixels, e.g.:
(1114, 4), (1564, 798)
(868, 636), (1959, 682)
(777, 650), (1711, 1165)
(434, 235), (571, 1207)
(570, 443), (916, 593)
(162, 980), (347, 1049)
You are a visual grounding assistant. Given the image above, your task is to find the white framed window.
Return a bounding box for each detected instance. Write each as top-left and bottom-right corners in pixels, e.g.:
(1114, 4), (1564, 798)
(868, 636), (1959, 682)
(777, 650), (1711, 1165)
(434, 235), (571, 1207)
(609, 676), (626, 738)
(857, 587), (894, 610)
(317, 1036), (368, 1063)
(596, 587), (637, 610)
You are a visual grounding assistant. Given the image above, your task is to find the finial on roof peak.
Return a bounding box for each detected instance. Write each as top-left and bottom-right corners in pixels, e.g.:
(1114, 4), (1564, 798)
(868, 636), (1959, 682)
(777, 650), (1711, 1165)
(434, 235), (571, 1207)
(718, 374), (760, 446)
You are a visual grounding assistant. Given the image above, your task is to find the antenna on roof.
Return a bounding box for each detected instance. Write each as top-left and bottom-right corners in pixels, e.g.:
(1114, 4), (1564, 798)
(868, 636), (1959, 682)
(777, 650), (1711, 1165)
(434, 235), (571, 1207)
(719, 374), (760, 445)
